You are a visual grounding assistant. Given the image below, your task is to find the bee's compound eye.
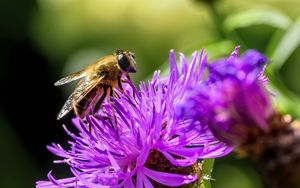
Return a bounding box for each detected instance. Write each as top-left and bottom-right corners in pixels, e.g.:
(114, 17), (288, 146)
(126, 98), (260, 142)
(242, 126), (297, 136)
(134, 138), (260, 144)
(118, 54), (130, 71)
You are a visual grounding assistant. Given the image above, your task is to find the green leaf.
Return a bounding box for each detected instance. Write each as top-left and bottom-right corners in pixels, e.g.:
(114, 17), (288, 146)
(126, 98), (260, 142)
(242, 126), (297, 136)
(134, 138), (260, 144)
(264, 16), (300, 118)
(269, 16), (300, 71)
(265, 29), (286, 58)
(200, 158), (215, 188)
(223, 8), (292, 32)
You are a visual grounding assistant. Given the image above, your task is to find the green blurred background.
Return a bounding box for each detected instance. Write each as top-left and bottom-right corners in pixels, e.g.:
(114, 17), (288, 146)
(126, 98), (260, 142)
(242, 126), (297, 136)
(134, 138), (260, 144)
(1, 0), (300, 187)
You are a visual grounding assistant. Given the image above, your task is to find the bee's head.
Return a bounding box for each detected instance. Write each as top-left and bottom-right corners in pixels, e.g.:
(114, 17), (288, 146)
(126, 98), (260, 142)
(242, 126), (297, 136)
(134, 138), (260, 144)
(115, 50), (137, 73)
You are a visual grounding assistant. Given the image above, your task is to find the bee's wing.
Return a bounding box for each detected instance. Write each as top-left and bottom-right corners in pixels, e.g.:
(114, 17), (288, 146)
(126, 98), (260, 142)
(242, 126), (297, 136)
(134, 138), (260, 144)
(56, 75), (105, 120)
(54, 70), (87, 86)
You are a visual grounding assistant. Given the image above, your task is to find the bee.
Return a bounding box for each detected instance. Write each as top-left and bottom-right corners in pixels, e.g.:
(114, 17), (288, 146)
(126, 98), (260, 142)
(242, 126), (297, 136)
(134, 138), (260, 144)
(54, 50), (137, 120)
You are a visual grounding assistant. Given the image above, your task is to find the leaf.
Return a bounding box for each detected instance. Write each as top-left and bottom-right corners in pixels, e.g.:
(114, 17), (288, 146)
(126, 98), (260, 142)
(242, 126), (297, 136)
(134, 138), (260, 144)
(264, 16), (300, 118)
(265, 29), (286, 58)
(267, 71), (300, 118)
(269, 16), (300, 71)
(223, 8), (292, 32)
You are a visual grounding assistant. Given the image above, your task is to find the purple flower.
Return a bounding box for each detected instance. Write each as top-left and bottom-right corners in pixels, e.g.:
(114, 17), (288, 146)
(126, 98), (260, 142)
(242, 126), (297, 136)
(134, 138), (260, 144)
(37, 50), (231, 188)
(176, 46), (274, 146)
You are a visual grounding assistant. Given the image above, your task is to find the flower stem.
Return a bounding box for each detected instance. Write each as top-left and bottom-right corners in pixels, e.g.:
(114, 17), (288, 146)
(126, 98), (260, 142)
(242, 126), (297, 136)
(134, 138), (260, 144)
(203, 0), (248, 49)
(200, 159), (215, 188)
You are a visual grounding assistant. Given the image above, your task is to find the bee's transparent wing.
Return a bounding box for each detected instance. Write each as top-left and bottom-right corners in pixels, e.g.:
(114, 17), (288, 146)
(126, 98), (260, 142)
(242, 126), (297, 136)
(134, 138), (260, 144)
(56, 75), (105, 120)
(54, 70), (87, 86)
(56, 91), (76, 120)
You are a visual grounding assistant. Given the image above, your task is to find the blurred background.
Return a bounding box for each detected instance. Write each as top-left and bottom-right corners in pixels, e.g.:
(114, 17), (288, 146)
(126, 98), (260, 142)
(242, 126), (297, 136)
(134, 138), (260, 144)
(1, 0), (300, 187)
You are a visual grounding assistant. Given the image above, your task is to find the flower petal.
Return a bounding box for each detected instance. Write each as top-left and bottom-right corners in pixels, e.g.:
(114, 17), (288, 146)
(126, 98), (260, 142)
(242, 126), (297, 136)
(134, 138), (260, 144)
(142, 167), (197, 186)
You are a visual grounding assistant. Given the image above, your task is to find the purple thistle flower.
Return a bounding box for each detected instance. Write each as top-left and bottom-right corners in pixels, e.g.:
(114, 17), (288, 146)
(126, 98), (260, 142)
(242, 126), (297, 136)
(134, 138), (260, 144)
(175, 46), (274, 146)
(37, 50), (231, 188)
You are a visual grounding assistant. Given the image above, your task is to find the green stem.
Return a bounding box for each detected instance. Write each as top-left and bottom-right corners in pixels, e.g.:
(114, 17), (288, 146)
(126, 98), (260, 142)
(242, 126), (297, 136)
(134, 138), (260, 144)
(200, 158), (215, 188)
(207, 2), (226, 39)
(205, 1), (248, 49)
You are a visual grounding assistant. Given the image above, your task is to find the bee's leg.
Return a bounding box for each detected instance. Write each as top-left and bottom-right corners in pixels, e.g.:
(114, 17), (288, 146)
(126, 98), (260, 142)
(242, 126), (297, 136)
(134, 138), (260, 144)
(125, 74), (136, 99)
(103, 116), (114, 128)
(88, 121), (91, 132)
(125, 74), (132, 82)
(73, 103), (80, 117)
(86, 100), (94, 132)
(109, 85), (114, 100)
(88, 86), (108, 132)
(118, 76), (136, 106)
(125, 74), (134, 92)
(73, 102), (91, 130)
(87, 100), (96, 132)
(122, 74), (138, 103)
(109, 86), (118, 131)
(86, 90), (105, 132)
(117, 76), (124, 91)
(94, 85), (108, 113)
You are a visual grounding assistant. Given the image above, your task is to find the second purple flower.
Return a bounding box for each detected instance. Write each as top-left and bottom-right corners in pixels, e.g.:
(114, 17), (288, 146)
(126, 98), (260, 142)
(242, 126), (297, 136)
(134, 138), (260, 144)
(175, 46), (273, 146)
